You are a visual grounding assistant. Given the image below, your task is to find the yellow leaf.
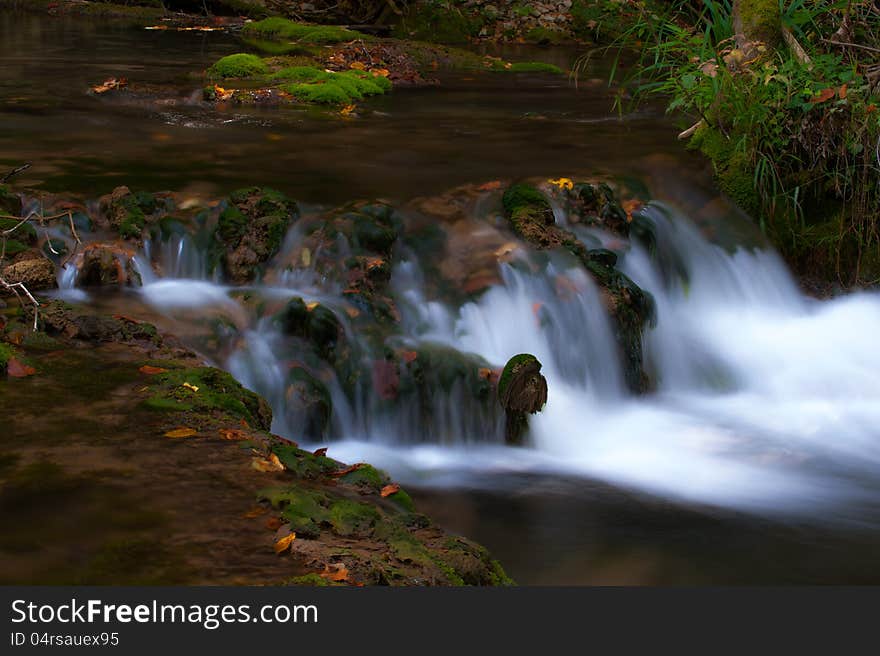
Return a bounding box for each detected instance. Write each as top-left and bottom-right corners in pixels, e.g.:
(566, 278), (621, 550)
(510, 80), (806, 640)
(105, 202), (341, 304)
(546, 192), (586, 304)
(349, 61), (366, 70)
(306, 301), (319, 311)
(549, 177), (574, 190)
(301, 247), (311, 267)
(251, 453), (285, 472)
(182, 382), (199, 392)
(319, 563), (349, 582)
(340, 104), (356, 116)
(370, 68), (390, 78)
(274, 532), (296, 554)
(164, 427), (198, 439)
(380, 483), (400, 497)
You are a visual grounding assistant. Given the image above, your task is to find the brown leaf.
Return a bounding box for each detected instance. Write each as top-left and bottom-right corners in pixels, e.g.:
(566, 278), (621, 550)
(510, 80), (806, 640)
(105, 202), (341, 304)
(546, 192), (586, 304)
(7, 358), (36, 378)
(139, 365), (167, 375)
(219, 428), (249, 441)
(400, 350), (418, 364)
(380, 483), (400, 498)
(811, 87), (836, 104)
(839, 84), (847, 99)
(274, 532), (296, 554)
(329, 463), (364, 478)
(163, 427), (198, 438)
(266, 517), (283, 531)
(319, 563), (349, 582)
(242, 507), (268, 518)
(313, 447), (328, 457)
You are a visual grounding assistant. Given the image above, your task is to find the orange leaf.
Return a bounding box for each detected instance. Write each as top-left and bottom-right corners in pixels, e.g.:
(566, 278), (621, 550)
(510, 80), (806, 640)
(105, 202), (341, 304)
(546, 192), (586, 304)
(330, 463), (364, 478)
(266, 517), (283, 531)
(251, 454), (285, 472)
(810, 88), (836, 104)
(139, 365), (167, 375)
(274, 532), (296, 554)
(164, 427), (198, 438)
(400, 350), (418, 364)
(319, 563), (349, 582)
(349, 61), (366, 70)
(7, 358), (36, 378)
(344, 307), (360, 319)
(219, 428), (249, 441)
(380, 483), (400, 498)
(242, 507), (267, 518)
(838, 84), (847, 99)
(477, 180), (503, 191)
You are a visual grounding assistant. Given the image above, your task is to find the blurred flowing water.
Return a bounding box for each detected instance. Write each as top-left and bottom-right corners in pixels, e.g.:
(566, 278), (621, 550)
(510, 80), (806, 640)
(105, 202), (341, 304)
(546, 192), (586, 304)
(5, 14), (880, 583)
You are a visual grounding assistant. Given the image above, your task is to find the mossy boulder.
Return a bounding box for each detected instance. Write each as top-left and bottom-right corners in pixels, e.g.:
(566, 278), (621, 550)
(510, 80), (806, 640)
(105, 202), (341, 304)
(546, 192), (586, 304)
(1, 258), (55, 291)
(97, 186), (158, 239)
(276, 298), (343, 362)
(207, 53), (269, 79)
(211, 187), (298, 284)
(143, 365), (273, 431)
(498, 354), (548, 445)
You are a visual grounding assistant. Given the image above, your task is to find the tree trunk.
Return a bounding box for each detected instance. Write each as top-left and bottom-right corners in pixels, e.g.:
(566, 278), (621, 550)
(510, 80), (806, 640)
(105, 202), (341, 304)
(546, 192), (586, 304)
(732, 0), (782, 51)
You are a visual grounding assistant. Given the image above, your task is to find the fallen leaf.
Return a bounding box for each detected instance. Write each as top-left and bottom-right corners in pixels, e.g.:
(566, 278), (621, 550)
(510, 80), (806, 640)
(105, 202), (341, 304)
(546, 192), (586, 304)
(7, 357), (36, 378)
(811, 87), (836, 104)
(252, 453), (285, 472)
(113, 314), (144, 324)
(266, 517), (283, 531)
(400, 350), (418, 364)
(242, 507), (268, 518)
(319, 563), (349, 582)
(301, 247), (311, 267)
(344, 307), (360, 319)
(371, 68), (390, 78)
(313, 447), (328, 457)
(549, 177), (574, 191)
(91, 77), (127, 94)
(182, 382), (199, 392)
(306, 301), (319, 311)
(164, 427), (198, 438)
(219, 428), (249, 441)
(330, 463), (364, 478)
(274, 532), (296, 554)
(380, 483), (400, 497)
(139, 365), (167, 375)
(349, 61), (366, 70)
(477, 180), (503, 191)
(340, 104), (356, 116)
(839, 84), (847, 99)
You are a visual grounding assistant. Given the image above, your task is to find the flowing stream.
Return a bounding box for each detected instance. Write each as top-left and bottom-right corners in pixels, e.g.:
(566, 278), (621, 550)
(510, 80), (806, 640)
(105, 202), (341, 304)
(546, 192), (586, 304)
(4, 14), (880, 583)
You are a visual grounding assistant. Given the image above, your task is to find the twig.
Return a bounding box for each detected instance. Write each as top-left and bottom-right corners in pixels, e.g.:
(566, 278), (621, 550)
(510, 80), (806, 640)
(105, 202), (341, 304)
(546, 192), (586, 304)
(678, 119), (704, 140)
(822, 38), (880, 54)
(1, 163), (30, 184)
(782, 27), (812, 67)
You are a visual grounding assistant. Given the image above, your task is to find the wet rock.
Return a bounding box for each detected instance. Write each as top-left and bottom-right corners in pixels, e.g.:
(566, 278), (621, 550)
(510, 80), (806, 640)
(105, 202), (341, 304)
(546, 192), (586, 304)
(1, 258), (55, 291)
(98, 186), (158, 240)
(211, 187), (298, 284)
(498, 353), (548, 445)
(285, 365), (333, 439)
(75, 243), (141, 287)
(277, 298), (344, 363)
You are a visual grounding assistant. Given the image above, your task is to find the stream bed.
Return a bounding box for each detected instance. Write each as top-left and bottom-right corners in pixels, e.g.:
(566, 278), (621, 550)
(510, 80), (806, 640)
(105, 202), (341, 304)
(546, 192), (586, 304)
(3, 13), (880, 584)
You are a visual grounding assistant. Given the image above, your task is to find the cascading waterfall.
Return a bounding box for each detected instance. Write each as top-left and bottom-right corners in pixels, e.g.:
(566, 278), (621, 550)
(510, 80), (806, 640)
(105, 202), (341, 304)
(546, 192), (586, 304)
(56, 193), (880, 522)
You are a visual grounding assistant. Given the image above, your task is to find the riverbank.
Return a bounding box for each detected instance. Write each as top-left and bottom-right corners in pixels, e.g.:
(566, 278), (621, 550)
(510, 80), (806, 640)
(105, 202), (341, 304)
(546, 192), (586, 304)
(0, 299), (511, 585)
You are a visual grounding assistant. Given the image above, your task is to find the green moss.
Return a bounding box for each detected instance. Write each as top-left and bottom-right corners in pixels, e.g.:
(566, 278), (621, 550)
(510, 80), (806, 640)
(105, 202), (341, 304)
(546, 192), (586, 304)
(0, 217), (37, 242)
(398, 3), (484, 43)
(281, 82), (353, 105)
(119, 206), (145, 240)
(217, 204), (248, 243)
(0, 343), (17, 368)
(243, 18), (362, 44)
(339, 463), (387, 491)
(272, 445), (337, 479)
(2, 239), (28, 256)
(738, 0), (782, 46)
(498, 353), (539, 400)
(287, 573), (330, 586)
(261, 486), (330, 538)
(143, 366), (271, 430)
(328, 498), (380, 537)
(386, 488), (416, 513)
(208, 53), (269, 79)
(525, 27), (567, 45)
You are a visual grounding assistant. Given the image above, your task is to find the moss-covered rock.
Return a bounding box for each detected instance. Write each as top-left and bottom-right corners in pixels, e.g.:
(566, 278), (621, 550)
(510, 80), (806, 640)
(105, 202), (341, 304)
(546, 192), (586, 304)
(242, 18), (364, 44)
(97, 186), (158, 240)
(498, 353), (547, 445)
(142, 365), (273, 431)
(210, 187), (298, 284)
(207, 53), (269, 79)
(284, 365), (333, 439)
